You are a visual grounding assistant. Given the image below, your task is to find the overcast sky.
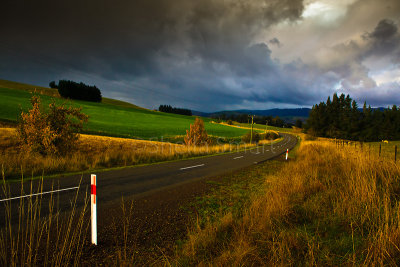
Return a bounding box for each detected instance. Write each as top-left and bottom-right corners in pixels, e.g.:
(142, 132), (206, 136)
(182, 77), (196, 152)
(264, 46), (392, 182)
(1, 0), (400, 111)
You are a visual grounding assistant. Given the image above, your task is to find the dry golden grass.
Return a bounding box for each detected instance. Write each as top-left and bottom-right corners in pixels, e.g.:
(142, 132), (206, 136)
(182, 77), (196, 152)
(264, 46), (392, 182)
(170, 140), (400, 266)
(0, 177), (90, 266)
(0, 128), (258, 180)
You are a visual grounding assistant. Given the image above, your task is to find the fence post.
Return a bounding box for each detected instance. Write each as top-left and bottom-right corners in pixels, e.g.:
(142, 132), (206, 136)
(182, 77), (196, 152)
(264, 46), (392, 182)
(379, 143), (381, 158)
(395, 145), (398, 162)
(91, 174), (97, 245)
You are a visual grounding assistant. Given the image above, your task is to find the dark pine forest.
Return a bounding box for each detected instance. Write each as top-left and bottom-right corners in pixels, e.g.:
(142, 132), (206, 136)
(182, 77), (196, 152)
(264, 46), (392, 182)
(305, 93), (400, 141)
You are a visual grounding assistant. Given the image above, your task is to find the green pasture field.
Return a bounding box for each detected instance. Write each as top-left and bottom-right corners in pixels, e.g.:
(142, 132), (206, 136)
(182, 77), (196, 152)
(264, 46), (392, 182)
(334, 139), (400, 161)
(232, 122), (293, 133)
(362, 141), (400, 161)
(0, 85), (249, 140)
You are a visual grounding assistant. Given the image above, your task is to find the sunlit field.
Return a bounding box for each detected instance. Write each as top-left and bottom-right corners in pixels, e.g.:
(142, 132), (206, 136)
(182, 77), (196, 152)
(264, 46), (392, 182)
(230, 121), (294, 133)
(0, 86), (249, 140)
(0, 128), (262, 180)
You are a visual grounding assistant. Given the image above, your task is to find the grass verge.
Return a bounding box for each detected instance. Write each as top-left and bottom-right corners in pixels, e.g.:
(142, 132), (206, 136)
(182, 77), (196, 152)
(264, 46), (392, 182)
(0, 175), (90, 266)
(167, 139), (400, 266)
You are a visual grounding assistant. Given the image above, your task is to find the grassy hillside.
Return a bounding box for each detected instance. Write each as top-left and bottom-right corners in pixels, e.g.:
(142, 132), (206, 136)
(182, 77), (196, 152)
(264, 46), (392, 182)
(0, 81), (249, 140)
(0, 79), (143, 110)
(0, 79), (60, 97)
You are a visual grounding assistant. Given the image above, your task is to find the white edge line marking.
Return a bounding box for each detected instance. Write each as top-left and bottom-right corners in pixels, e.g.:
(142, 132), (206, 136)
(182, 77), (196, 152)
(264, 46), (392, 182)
(0, 186), (80, 202)
(233, 156), (244, 160)
(180, 164), (205, 170)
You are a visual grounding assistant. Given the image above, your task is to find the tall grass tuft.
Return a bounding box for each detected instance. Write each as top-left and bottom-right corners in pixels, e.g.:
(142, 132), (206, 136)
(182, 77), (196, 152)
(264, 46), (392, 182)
(111, 197), (137, 266)
(0, 172), (90, 266)
(171, 140), (400, 265)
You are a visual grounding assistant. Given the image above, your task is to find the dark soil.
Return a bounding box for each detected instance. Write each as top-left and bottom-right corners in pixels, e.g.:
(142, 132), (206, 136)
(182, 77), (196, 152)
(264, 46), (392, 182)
(78, 174), (231, 266)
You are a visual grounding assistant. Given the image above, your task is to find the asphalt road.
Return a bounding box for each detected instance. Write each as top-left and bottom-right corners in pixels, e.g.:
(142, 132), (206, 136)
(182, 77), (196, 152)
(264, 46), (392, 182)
(0, 133), (297, 225)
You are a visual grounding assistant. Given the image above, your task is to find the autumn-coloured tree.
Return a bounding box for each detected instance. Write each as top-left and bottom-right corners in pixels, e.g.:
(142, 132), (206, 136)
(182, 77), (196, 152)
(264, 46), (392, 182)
(184, 118), (209, 146)
(17, 95), (88, 155)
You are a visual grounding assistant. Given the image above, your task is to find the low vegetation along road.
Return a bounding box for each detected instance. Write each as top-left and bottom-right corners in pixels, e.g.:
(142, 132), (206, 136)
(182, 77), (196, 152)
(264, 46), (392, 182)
(0, 133), (297, 224)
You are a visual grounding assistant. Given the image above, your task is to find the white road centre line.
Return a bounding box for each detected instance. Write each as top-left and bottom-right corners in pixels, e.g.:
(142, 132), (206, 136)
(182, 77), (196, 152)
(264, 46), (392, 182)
(233, 156), (244, 160)
(0, 186), (80, 202)
(180, 164), (205, 170)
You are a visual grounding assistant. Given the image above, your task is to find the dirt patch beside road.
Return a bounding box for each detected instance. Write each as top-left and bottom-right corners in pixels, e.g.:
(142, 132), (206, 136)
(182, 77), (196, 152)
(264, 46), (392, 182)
(80, 173), (222, 265)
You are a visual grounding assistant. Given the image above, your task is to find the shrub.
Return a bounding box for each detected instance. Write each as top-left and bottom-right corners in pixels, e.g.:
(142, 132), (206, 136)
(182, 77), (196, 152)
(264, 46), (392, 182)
(241, 131), (260, 143)
(227, 120), (233, 125)
(262, 130), (280, 140)
(17, 95), (88, 155)
(184, 118), (209, 146)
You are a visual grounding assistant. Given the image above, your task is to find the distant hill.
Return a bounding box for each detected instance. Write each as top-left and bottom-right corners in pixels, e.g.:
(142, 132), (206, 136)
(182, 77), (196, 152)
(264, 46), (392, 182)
(191, 110), (211, 117)
(193, 108), (311, 122)
(0, 78), (145, 110)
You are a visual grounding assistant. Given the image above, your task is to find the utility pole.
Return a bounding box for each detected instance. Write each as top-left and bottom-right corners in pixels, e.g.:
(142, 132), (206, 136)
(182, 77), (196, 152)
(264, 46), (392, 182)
(265, 120), (268, 133)
(249, 115), (254, 144)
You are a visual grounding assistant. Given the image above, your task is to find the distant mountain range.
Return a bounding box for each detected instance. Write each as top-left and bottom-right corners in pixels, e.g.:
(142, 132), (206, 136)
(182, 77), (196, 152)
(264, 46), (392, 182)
(192, 108), (312, 122)
(192, 107), (387, 123)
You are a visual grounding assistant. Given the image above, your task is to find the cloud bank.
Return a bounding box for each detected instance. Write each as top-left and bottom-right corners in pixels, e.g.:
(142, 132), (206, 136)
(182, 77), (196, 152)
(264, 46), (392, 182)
(1, 0), (400, 111)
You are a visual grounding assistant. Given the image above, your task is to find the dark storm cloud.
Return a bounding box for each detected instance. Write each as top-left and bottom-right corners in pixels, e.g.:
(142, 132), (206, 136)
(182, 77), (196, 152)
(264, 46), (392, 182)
(365, 19), (400, 60)
(365, 19), (400, 62)
(0, 0), (303, 110)
(368, 19), (398, 40)
(1, 0), (303, 75)
(1, 0), (186, 76)
(269, 38), (282, 47)
(0, 0), (306, 110)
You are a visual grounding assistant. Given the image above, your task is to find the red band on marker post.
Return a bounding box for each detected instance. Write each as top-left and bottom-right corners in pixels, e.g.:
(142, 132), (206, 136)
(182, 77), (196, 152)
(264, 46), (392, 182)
(91, 174), (97, 245)
(91, 184), (96, 195)
(91, 184), (96, 204)
(91, 176), (96, 204)
(286, 149), (289, 160)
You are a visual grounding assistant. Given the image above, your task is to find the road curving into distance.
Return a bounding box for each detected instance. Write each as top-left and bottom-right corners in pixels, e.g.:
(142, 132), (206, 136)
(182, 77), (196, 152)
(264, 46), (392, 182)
(0, 133), (297, 225)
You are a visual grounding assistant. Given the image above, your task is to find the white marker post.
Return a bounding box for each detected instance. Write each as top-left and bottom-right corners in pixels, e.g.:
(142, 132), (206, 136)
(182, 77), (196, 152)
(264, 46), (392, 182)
(91, 174), (97, 245)
(285, 149), (289, 160)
